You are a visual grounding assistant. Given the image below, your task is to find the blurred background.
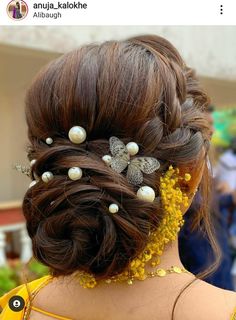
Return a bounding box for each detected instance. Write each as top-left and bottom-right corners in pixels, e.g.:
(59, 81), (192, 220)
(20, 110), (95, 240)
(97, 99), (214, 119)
(0, 26), (236, 293)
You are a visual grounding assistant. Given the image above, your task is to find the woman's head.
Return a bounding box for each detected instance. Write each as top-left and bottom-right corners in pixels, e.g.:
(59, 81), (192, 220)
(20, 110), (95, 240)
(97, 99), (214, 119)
(23, 35), (212, 279)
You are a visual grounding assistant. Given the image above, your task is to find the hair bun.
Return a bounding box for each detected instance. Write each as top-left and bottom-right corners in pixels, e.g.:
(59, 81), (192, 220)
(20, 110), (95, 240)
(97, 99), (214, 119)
(23, 140), (160, 278)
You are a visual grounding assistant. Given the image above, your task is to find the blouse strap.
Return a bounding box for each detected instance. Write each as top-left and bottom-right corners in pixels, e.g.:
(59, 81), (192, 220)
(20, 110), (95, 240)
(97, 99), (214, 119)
(23, 275), (54, 319)
(25, 275), (72, 320)
(31, 305), (72, 320)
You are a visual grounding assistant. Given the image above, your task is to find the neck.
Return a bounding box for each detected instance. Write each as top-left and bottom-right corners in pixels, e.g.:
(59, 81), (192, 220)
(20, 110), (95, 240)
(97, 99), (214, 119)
(57, 239), (187, 291)
(146, 239), (184, 271)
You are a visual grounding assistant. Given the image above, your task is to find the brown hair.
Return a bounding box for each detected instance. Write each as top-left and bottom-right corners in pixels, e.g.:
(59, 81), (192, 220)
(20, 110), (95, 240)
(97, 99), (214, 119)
(23, 35), (216, 287)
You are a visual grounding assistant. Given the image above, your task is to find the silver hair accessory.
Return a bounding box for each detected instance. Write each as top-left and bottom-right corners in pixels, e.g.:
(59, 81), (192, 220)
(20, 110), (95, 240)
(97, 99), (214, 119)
(103, 136), (160, 186)
(13, 164), (31, 177)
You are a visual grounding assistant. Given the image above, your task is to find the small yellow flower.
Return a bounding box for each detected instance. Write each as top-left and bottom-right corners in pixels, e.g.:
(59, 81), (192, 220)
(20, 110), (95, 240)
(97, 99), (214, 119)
(184, 173), (191, 181)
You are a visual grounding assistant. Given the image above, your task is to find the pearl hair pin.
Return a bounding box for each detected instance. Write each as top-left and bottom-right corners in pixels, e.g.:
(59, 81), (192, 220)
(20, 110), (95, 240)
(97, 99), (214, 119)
(30, 159), (37, 167)
(46, 137), (53, 145)
(137, 186), (156, 202)
(68, 167), (83, 180)
(68, 126), (87, 144)
(109, 203), (119, 214)
(29, 180), (37, 188)
(126, 142), (139, 156)
(33, 172), (39, 181)
(42, 171), (54, 183)
(102, 155), (112, 165)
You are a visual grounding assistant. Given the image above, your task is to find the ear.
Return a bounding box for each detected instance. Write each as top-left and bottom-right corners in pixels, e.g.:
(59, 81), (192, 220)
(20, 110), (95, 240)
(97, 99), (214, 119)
(177, 158), (205, 215)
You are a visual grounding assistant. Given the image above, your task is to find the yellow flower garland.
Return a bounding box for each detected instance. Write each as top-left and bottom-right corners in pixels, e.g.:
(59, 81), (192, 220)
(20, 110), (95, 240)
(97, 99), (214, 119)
(76, 165), (191, 288)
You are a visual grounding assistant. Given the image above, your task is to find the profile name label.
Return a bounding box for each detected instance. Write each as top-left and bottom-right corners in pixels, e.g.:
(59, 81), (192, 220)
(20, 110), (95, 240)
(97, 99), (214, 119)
(33, 1), (87, 10)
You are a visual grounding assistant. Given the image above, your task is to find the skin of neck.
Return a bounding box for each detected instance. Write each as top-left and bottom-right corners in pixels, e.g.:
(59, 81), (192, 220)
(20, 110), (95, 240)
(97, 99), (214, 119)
(150, 239), (184, 270)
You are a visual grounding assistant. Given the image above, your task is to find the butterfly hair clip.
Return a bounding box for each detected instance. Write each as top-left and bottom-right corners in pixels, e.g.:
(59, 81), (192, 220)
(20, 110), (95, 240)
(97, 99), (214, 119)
(102, 136), (160, 186)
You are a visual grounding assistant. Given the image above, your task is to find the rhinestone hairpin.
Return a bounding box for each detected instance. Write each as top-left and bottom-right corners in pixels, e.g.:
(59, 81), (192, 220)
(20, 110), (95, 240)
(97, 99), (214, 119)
(13, 164), (31, 177)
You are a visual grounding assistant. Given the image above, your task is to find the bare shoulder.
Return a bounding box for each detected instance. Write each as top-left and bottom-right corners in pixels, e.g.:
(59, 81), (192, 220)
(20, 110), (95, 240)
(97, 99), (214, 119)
(175, 278), (236, 320)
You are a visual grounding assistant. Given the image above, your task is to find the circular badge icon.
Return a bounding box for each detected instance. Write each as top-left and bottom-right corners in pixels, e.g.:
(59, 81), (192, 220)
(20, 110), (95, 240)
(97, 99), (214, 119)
(8, 295), (25, 312)
(6, 0), (28, 20)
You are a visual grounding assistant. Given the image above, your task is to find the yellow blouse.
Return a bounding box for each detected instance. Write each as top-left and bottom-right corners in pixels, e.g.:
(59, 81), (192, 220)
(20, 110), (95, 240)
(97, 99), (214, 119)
(0, 275), (72, 320)
(0, 275), (236, 320)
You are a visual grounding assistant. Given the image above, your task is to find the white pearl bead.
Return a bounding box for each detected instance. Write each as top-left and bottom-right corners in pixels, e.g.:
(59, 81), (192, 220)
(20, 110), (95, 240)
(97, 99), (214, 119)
(137, 186), (155, 202)
(30, 159), (37, 167)
(68, 167), (83, 180)
(68, 126), (87, 144)
(29, 180), (37, 188)
(42, 171), (53, 183)
(126, 142), (139, 156)
(33, 173), (39, 181)
(46, 137), (53, 145)
(102, 155), (112, 165)
(109, 203), (119, 213)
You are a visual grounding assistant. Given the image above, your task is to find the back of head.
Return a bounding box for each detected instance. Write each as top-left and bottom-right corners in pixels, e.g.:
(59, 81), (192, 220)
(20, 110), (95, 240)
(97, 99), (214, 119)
(23, 35), (211, 280)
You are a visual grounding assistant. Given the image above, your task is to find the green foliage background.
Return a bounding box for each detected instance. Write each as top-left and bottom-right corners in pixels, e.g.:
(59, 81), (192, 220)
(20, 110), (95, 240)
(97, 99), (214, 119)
(212, 108), (236, 147)
(0, 259), (49, 296)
